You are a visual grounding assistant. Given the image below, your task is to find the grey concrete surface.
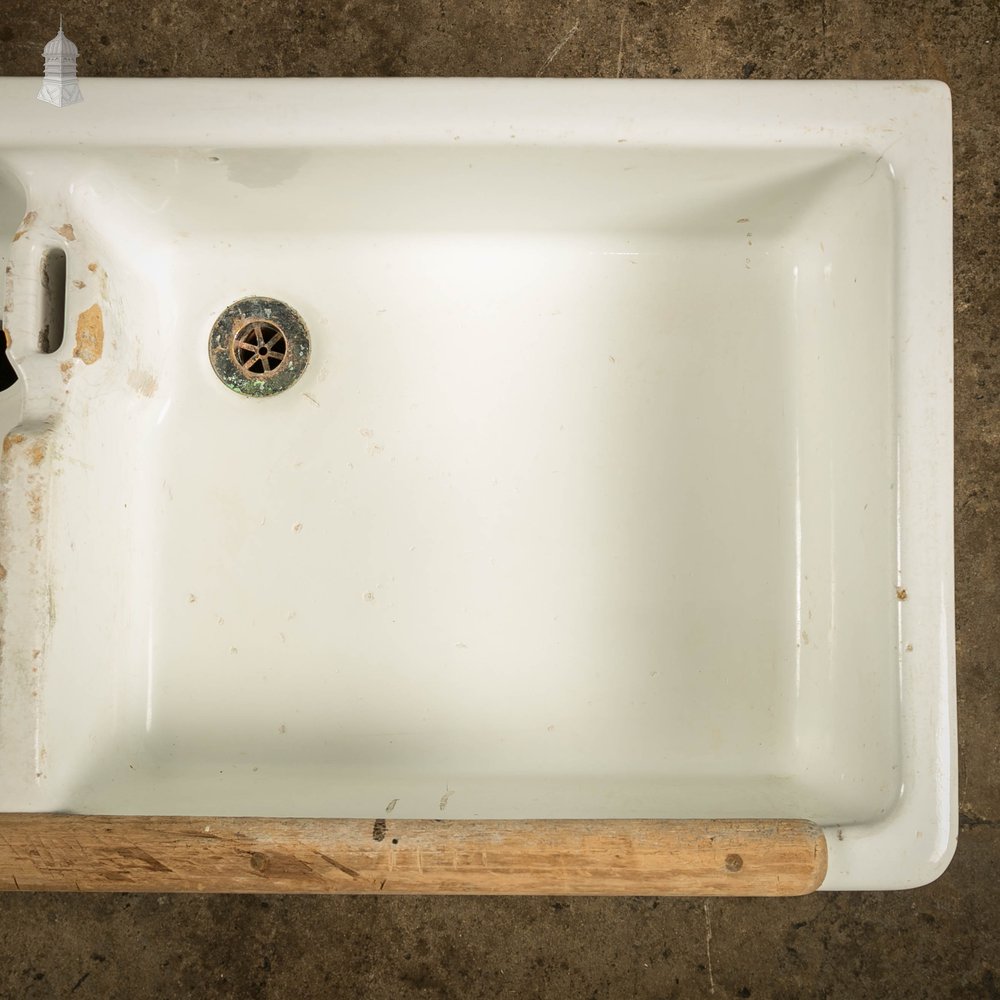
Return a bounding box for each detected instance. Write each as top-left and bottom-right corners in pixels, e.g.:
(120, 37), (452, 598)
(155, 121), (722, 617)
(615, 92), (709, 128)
(1, 1), (998, 997)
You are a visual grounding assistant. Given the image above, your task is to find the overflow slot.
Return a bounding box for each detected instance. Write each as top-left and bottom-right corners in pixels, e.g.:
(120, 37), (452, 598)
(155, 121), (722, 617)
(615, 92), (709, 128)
(39, 247), (66, 354)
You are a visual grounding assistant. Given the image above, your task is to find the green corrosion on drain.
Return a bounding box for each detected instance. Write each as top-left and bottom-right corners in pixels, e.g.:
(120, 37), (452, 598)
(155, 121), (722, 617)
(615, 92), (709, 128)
(209, 296), (310, 398)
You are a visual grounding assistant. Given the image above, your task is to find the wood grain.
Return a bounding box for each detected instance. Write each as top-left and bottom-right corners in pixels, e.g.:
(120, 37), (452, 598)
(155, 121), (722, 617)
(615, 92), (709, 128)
(0, 816), (827, 895)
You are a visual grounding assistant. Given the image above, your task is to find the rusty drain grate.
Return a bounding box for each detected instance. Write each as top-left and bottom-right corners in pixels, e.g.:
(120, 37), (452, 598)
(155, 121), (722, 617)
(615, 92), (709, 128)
(209, 296), (310, 397)
(233, 319), (289, 377)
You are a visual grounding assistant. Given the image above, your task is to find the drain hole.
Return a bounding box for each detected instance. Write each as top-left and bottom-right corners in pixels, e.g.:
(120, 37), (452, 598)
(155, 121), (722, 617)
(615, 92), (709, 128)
(39, 247), (66, 354)
(209, 296), (310, 398)
(233, 320), (288, 377)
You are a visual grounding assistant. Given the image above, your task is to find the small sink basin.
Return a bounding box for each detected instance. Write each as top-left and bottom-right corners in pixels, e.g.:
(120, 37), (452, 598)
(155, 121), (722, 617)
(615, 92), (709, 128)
(0, 79), (954, 890)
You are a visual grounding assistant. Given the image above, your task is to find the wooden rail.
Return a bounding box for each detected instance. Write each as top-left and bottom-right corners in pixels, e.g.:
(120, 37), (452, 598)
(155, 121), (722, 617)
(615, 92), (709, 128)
(0, 816), (827, 895)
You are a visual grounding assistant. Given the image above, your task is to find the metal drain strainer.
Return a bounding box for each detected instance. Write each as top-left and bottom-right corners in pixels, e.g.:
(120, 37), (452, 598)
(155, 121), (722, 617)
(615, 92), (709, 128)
(209, 296), (310, 397)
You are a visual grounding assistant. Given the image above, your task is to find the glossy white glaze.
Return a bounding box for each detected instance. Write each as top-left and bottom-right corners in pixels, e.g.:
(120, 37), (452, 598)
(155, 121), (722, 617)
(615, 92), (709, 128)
(0, 79), (954, 889)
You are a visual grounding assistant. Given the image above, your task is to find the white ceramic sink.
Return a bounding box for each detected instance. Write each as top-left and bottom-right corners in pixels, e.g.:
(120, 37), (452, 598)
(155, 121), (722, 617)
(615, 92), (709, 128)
(0, 79), (954, 890)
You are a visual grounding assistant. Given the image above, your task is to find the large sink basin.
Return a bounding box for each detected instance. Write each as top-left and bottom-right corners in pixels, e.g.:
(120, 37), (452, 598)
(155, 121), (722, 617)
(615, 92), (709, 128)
(0, 79), (954, 890)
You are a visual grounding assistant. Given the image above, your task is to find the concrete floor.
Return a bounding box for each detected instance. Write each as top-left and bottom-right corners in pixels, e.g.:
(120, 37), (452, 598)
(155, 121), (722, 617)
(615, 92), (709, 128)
(1, 0), (998, 996)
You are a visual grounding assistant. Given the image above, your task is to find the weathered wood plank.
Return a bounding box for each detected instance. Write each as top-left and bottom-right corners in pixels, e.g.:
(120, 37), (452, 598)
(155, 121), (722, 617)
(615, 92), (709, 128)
(0, 816), (827, 895)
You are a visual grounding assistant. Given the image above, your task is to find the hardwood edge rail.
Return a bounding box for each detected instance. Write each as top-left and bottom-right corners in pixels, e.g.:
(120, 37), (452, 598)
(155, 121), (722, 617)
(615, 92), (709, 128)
(0, 816), (828, 895)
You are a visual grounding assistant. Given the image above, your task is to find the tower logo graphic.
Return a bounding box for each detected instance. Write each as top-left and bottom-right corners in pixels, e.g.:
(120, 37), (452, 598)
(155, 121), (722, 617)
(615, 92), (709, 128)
(37, 18), (83, 108)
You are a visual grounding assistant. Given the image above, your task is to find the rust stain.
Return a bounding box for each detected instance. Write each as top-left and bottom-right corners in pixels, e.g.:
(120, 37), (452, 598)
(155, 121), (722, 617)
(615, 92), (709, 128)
(127, 370), (158, 398)
(72, 279), (86, 290)
(2, 432), (25, 455)
(87, 262), (98, 273)
(12, 211), (37, 241)
(54, 223), (76, 241)
(73, 304), (104, 365)
(28, 441), (45, 466)
(896, 587), (908, 601)
(27, 485), (42, 522)
(60, 360), (74, 384)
